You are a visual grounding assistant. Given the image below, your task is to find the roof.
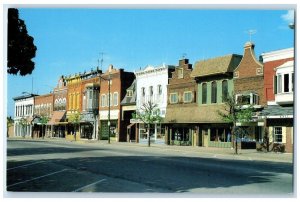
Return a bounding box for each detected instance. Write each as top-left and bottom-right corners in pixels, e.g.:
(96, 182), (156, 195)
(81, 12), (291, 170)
(13, 94), (38, 101)
(121, 79), (136, 106)
(191, 54), (242, 77)
(259, 105), (293, 117)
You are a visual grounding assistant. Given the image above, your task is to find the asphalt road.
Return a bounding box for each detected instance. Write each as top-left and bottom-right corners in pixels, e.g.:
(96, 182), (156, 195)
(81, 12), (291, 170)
(6, 139), (294, 197)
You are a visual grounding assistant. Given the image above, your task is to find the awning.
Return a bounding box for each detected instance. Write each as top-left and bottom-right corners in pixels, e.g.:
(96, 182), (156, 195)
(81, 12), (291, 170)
(48, 111), (66, 125)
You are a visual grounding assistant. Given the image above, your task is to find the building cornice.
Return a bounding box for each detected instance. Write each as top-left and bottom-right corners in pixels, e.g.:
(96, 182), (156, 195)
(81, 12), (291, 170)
(261, 48), (294, 63)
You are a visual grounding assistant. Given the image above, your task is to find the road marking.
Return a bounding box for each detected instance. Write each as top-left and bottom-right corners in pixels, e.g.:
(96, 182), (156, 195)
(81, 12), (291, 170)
(7, 169), (68, 188)
(7, 161), (45, 171)
(72, 179), (107, 192)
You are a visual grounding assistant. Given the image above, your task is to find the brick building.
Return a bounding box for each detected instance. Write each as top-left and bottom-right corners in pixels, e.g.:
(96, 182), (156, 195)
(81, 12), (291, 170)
(32, 93), (54, 138)
(191, 54), (242, 148)
(120, 79), (137, 142)
(99, 65), (135, 142)
(233, 42), (265, 148)
(260, 48), (294, 153)
(49, 76), (68, 138)
(164, 58), (198, 146)
(80, 69), (100, 140)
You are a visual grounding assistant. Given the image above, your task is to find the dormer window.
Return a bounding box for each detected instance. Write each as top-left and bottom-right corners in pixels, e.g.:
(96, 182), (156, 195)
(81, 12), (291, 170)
(126, 90), (133, 97)
(236, 93), (259, 106)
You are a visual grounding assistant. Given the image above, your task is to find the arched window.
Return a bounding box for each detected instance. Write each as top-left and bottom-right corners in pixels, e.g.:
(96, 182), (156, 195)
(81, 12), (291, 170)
(222, 80), (228, 102)
(211, 81), (217, 103)
(202, 83), (207, 104)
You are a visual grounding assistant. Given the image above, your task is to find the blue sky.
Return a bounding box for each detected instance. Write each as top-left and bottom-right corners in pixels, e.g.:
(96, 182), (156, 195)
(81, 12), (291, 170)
(6, 8), (294, 117)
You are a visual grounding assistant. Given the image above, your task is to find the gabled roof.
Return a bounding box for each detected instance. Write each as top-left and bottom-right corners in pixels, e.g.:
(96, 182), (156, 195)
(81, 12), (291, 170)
(121, 79), (136, 106)
(191, 54), (242, 78)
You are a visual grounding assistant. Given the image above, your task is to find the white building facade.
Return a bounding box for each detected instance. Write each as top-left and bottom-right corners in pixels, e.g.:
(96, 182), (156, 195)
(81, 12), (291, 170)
(13, 94), (36, 137)
(135, 64), (175, 144)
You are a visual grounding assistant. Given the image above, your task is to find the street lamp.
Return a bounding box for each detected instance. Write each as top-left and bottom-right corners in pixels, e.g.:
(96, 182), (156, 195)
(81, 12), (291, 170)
(99, 69), (111, 144)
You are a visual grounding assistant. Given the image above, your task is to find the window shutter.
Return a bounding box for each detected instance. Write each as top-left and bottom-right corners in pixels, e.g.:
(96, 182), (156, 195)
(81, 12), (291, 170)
(273, 75), (277, 94)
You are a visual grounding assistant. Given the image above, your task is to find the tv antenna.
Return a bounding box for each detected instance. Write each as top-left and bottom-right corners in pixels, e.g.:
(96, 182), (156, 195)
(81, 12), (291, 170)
(100, 52), (105, 70)
(246, 29), (257, 42)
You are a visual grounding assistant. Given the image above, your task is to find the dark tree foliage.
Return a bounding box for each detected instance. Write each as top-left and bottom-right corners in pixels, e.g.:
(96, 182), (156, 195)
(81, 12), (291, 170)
(8, 8), (37, 76)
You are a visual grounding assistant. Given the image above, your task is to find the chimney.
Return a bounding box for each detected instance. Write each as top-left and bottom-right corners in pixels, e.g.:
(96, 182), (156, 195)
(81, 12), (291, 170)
(108, 64), (113, 72)
(179, 58), (189, 66)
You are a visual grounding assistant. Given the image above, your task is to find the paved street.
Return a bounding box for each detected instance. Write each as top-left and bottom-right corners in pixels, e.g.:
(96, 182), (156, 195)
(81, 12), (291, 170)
(6, 139), (294, 197)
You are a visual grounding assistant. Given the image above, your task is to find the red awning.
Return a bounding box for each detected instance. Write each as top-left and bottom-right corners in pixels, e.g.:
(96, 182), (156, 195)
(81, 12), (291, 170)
(48, 111), (66, 125)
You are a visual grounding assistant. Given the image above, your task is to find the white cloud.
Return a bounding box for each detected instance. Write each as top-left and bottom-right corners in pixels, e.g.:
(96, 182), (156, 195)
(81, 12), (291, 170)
(281, 10), (294, 23)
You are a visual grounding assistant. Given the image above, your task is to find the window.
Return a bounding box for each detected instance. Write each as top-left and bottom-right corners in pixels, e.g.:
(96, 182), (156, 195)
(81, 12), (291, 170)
(275, 73), (293, 94)
(178, 68), (183, 78)
(170, 93), (178, 104)
(222, 80), (228, 102)
(183, 91), (193, 103)
(101, 94), (106, 107)
(284, 74), (289, 92)
(113, 92), (118, 106)
(202, 83), (207, 104)
(211, 81), (217, 103)
(141, 87), (145, 97)
(158, 85), (162, 95)
(149, 86), (153, 96)
(236, 93), (259, 105)
(126, 90), (133, 97)
(274, 127), (282, 143)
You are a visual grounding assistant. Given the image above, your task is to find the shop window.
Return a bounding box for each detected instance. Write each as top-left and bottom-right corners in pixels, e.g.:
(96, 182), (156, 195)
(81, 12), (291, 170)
(274, 127), (283, 143)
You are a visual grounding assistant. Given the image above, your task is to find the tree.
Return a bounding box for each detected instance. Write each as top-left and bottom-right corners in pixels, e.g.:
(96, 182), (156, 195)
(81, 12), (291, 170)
(134, 101), (163, 147)
(68, 111), (81, 141)
(218, 93), (254, 154)
(39, 115), (49, 139)
(8, 8), (37, 76)
(19, 117), (28, 138)
(7, 116), (14, 137)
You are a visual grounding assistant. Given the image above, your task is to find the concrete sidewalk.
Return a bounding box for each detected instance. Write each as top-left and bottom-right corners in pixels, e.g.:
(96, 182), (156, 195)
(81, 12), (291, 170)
(7, 137), (294, 163)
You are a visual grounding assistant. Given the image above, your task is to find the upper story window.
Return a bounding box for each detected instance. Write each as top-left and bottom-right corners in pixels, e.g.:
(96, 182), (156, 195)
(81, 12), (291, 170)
(141, 87), (145, 97)
(170, 93), (178, 104)
(157, 85), (162, 95)
(149, 86), (153, 96)
(211, 81), (217, 104)
(183, 91), (193, 103)
(113, 92), (118, 106)
(101, 94), (106, 107)
(274, 73), (294, 94)
(236, 93), (259, 105)
(222, 80), (228, 102)
(178, 68), (183, 79)
(126, 90), (133, 97)
(202, 83), (207, 104)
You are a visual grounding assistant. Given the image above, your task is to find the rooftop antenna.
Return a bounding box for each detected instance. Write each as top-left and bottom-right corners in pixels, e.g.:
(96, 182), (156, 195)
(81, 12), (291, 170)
(100, 52), (105, 71)
(246, 29), (257, 42)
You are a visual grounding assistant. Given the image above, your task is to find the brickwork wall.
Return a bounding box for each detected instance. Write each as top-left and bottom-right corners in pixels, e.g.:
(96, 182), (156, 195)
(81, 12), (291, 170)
(263, 58), (293, 102)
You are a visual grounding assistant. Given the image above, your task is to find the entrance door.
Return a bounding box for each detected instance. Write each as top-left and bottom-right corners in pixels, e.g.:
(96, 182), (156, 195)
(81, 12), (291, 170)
(202, 129), (208, 147)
